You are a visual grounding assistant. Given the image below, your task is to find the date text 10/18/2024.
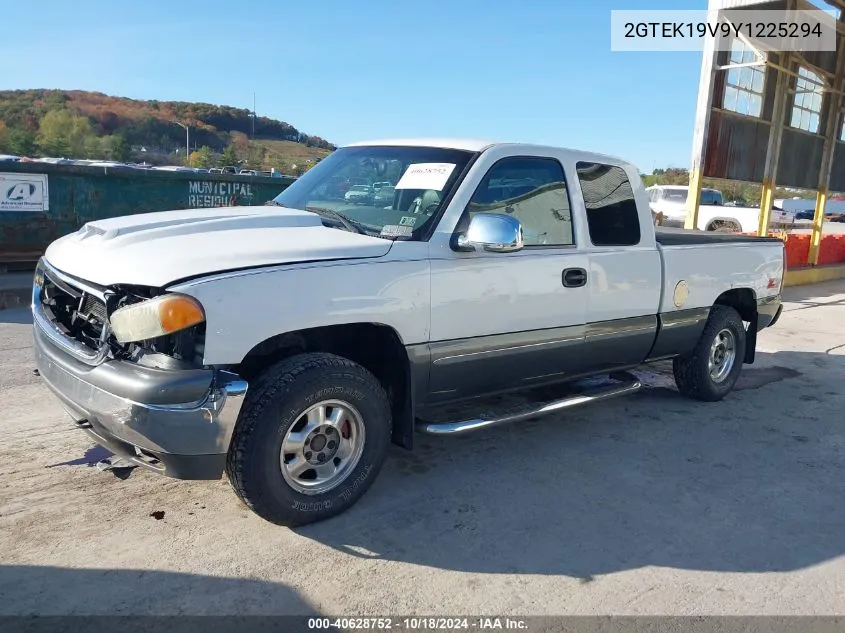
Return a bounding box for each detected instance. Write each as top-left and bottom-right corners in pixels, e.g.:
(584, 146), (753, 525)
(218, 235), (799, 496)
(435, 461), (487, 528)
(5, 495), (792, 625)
(308, 617), (529, 630)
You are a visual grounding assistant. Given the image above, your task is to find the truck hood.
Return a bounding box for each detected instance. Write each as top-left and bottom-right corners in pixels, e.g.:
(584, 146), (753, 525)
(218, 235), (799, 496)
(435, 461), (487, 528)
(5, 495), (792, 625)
(44, 206), (393, 287)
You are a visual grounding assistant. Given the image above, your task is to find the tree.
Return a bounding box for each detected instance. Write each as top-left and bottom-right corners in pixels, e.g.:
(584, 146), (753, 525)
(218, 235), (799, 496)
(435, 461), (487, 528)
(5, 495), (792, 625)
(0, 121), (8, 153)
(101, 134), (130, 161)
(36, 109), (95, 158)
(5, 128), (36, 156)
(231, 131), (249, 155)
(113, 135), (130, 162)
(245, 143), (267, 170)
(220, 144), (238, 167)
(84, 135), (103, 159)
(188, 145), (213, 168)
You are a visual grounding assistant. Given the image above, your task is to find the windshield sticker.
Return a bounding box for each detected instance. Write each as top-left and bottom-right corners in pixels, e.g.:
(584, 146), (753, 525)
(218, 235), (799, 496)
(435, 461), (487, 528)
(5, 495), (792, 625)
(380, 224), (413, 238)
(399, 216), (417, 227)
(395, 163), (456, 191)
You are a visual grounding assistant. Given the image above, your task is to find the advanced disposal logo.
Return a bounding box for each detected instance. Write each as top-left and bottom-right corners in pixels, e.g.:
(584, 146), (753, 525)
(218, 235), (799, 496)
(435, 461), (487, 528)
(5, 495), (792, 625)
(0, 173), (49, 212)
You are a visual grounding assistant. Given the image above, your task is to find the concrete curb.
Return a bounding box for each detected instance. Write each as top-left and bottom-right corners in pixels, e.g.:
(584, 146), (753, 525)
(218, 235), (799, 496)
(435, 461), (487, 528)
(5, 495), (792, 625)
(784, 263), (845, 286)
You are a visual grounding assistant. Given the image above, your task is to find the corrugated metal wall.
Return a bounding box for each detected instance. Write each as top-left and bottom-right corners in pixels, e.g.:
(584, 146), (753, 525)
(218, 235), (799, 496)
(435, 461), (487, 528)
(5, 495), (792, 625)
(777, 129), (825, 189)
(701, 0), (845, 190)
(704, 111), (769, 182)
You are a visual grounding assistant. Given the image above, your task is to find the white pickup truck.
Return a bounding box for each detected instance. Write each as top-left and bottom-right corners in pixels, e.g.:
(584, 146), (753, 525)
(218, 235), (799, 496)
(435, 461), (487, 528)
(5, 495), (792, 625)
(32, 139), (785, 526)
(646, 184), (794, 232)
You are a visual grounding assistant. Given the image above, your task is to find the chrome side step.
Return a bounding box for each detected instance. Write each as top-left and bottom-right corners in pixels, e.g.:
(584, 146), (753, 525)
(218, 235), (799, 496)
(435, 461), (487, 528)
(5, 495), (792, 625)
(419, 373), (642, 435)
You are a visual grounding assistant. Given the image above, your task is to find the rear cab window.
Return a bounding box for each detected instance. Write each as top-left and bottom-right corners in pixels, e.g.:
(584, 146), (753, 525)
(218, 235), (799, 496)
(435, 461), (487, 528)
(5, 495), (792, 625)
(576, 162), (641, 247)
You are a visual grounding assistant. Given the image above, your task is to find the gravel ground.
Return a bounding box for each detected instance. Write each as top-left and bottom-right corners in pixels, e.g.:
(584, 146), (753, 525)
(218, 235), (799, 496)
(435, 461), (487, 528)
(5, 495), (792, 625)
(1, 281), (844, 616)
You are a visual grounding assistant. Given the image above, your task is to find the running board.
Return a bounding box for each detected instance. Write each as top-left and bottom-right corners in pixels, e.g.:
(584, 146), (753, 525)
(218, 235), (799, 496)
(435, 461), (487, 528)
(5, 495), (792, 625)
(419, 373), (642, 435)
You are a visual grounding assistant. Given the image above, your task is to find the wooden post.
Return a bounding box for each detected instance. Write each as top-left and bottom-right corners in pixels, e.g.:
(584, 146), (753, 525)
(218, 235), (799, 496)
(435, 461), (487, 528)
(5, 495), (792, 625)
(809, 29), (845, 265)
(685, 8), (720, 231)
(758, 53), (791, 237)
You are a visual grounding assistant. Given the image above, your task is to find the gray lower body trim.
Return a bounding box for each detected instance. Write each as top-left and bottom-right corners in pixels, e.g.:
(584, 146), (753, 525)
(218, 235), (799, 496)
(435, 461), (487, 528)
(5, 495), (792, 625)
(583, 315), (658, 373)
(406, 343), (431, 404)
(426, 325), (584, 402)
(645, 307), (710, 361)
(757, 295), (782, 330)
(417, 315), (659, 405)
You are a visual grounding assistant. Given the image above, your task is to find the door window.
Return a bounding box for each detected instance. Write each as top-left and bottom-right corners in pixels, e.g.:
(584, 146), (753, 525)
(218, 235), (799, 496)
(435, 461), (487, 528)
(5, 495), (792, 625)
(467, 157), (574, 246)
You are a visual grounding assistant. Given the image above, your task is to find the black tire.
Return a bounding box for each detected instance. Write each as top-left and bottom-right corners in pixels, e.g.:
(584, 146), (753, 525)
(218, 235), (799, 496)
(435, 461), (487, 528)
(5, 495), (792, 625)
(673, 305), (746, 402)
(709, 221), (740, 233)
(226, 352), (391, 526)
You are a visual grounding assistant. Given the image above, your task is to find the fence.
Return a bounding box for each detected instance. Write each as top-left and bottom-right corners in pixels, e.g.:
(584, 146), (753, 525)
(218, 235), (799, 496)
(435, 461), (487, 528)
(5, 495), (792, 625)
(0, 162), (294, 264)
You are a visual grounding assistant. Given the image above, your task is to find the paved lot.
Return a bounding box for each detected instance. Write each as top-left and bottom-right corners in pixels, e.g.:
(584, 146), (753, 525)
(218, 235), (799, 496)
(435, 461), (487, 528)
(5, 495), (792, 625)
(1, 281), (844, 616)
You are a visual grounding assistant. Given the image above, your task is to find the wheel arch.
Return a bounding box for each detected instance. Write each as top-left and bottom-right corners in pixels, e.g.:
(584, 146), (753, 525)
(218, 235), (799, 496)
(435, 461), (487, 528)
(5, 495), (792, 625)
(714, 287), (758, 363)
(705, 217), (742, 232)
(234, 322), (416, 450)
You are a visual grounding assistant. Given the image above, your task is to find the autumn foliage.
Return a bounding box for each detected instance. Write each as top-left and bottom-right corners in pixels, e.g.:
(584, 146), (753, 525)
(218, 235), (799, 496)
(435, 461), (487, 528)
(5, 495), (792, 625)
(0, 89), (334, 158)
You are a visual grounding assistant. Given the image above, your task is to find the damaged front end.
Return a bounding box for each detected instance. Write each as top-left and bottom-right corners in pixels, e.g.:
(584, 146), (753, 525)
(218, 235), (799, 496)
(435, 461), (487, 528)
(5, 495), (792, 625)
(32, 257), (247, 480)
(33, 258), (206, 370)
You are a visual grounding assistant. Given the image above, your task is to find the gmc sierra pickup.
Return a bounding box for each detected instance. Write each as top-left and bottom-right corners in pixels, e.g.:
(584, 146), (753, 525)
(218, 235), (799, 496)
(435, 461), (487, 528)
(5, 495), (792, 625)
(32, 139), (785, 526)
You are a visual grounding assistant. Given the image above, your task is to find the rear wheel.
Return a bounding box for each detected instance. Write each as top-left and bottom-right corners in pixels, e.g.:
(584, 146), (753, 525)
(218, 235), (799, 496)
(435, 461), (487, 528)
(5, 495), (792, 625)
(226, 352), (391, 526)
(673, 305), (746, 401)
(708, 220), (741, 233)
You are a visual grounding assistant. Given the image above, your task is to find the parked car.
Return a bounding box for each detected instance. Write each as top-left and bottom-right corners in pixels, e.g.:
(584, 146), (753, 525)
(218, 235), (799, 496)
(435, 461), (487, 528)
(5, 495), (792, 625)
(152, 165), (203, 173)
(788, 199), (845, 221)
(239, 169), (258, 176)
(770, 203), (796, 226)
(373, 185), (396, 206)
(33, 157), (73, 165)
(647, 185), (793, 232)
(344, 184), (373, 203)
(32, 138), (785, 527)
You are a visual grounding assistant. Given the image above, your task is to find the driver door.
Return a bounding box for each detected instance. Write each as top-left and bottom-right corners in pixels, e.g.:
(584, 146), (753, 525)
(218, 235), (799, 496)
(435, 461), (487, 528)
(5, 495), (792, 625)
(427, 154), (589, 403)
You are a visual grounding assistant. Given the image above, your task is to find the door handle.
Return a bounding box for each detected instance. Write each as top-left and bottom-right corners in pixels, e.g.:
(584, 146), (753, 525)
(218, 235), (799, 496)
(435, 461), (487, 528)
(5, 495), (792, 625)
(562, 268), (588, 288)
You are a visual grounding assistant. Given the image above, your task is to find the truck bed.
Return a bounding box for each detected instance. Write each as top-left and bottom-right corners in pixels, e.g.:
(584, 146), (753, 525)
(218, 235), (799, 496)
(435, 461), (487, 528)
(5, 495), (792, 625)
(656, 227), (783, 246)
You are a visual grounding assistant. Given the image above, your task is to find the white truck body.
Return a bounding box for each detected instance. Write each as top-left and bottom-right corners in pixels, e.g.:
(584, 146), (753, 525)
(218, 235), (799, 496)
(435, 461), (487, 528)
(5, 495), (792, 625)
(33, 138), (786, 525)
(647, 184), (794, 232)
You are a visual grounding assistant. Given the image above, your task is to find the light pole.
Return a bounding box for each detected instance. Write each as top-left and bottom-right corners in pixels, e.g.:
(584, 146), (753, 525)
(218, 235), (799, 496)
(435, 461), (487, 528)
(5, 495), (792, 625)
(175, 121), (189, 162)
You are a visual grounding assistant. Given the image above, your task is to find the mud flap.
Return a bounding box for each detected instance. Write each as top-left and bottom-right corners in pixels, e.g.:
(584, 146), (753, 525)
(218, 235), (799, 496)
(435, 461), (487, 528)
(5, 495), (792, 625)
(744, 312), (758, 364)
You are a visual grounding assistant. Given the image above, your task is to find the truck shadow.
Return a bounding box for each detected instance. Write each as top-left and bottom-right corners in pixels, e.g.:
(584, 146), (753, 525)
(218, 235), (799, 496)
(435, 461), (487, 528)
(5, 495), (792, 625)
(300, 349), (845, 580)
(0, 565), (319, 618)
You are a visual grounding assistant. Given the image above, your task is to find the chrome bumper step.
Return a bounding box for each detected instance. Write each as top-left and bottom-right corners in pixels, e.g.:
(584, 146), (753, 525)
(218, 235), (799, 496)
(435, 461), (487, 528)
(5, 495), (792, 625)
(418, 372), (642, 435)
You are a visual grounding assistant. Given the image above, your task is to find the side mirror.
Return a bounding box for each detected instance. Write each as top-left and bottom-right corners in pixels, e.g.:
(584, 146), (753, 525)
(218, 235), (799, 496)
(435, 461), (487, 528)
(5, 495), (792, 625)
(455, 212), (524, 253)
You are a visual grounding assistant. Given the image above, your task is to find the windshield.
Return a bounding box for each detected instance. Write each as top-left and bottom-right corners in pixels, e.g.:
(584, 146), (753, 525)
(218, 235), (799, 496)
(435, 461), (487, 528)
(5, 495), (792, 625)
(661, 188), (688, 203)
(272, 145), (474, 240)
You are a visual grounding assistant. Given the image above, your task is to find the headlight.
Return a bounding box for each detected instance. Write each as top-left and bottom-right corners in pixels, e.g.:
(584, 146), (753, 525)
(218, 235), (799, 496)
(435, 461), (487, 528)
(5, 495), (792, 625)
(109, 294), (205, 343)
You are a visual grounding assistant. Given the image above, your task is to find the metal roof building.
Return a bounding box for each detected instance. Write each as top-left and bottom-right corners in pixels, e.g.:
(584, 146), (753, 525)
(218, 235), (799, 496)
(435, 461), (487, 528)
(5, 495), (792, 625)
(688, 0), (845, 266)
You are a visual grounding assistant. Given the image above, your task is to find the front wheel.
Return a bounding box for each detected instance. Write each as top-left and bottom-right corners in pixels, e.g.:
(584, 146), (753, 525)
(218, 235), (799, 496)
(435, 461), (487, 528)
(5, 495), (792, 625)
(226, 353), (391, 526)
(673, 305), (746, 402)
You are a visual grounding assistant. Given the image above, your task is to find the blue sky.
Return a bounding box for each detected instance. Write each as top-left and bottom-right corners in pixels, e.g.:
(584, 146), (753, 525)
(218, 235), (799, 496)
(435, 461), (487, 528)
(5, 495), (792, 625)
(2, 0), (735, 173)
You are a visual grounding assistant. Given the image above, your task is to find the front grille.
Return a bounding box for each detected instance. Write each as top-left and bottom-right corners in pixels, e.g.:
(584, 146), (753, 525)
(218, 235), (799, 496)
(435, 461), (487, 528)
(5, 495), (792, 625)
(80, 294), (107, 324)
(40, 269), (108, 352)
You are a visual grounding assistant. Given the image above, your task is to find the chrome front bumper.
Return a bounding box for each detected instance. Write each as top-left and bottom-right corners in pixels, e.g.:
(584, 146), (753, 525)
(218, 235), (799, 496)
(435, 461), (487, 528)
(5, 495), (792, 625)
(32, 279), (248, 480)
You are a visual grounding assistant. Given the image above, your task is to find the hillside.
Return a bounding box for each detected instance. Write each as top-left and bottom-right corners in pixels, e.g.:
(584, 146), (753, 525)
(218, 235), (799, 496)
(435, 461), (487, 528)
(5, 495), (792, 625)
(0, 89), (334, 173)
